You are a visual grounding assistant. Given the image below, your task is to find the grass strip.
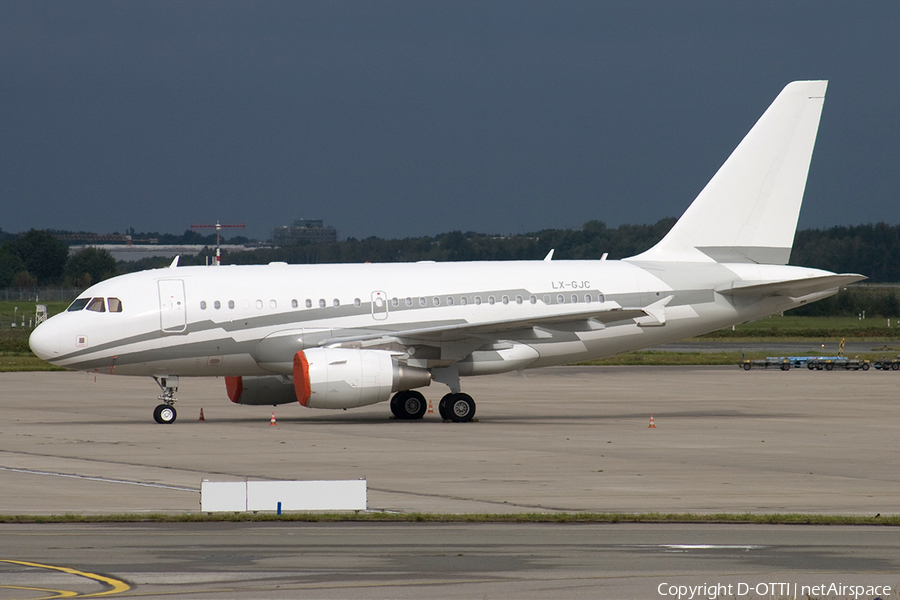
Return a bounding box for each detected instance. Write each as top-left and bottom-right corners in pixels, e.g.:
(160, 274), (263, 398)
(0, 512), (897, 525)
(0, 354), (69, 372)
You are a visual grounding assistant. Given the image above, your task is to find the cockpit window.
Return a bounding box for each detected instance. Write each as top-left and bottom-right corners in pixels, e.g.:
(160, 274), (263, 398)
(86, 297), (106, 312)
(67, 298), (90, 312)
(108, 297), (123, 312)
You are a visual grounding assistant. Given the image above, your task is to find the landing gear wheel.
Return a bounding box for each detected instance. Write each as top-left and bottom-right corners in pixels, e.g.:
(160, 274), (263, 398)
(389, 396), (401, 418)
(152, 376), (179, 424)
(153, 404), (177, 424)
(447, 393), (476, 423)
(390, 391), (427, 420)
(438, 394), (452, 420)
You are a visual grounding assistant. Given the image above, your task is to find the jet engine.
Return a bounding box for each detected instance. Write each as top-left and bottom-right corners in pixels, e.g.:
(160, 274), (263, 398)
(226, 375), (298, 405)
(226, 348), (431, 409)
(294, 348), (431, 409)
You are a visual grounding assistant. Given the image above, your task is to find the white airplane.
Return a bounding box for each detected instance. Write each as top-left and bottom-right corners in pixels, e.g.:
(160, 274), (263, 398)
(30, 80), (863, 424)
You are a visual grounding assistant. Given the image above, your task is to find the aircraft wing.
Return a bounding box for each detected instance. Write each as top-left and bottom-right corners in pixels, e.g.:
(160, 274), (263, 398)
(716, 273), (866, 298)
(321, 304), (648, 347)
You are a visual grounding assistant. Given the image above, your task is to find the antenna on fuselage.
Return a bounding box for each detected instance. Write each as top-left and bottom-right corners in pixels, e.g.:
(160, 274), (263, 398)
(190, 221), (246, 266)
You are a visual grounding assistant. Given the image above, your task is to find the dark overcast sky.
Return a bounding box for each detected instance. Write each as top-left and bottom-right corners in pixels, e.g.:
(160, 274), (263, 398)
(1, 1), (898, 241)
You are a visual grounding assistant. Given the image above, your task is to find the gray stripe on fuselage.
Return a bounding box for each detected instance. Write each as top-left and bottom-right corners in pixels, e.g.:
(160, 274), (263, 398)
(50, 285), (718, 367)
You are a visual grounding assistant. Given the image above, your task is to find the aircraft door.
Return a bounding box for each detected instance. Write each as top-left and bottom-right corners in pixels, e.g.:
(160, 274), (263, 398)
(372, 291), (388, 320)
(158, 279), (187, 334)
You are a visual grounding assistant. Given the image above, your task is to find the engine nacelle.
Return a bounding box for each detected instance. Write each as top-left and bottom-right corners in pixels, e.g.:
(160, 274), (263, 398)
(294, 348), (431, 409)
(226, 375), (298, 405)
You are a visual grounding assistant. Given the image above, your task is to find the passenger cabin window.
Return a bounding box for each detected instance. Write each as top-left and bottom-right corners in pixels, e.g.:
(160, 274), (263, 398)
(108, 298), (123, 312)
(200, 301), (207, 310)
(86, 297), (106, 312)
(67, 298), (90, 312)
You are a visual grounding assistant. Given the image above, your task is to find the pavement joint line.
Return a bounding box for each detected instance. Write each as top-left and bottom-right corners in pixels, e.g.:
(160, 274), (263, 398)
(0, 449), (221, 477)
(368, 486), (577, 513)
(0, 466), (198, 493)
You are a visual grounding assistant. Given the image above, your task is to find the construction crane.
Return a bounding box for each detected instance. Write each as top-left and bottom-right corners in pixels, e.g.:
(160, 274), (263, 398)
(190, 221), (245, 266)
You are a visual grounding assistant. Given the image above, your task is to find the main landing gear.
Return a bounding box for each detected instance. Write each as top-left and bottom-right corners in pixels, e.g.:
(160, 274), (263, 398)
(152, 376), (178, 424)
(388, 390), (476, 422)
(439, 393), (476, 422)
(389, 390), (427, 420)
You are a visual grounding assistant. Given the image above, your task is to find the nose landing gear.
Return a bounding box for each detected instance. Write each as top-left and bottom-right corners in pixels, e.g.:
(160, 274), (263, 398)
(152, 376), (179, 424)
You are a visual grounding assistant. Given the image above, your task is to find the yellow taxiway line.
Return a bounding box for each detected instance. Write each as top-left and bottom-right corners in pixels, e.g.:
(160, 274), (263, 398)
(0, 559), (130, 598)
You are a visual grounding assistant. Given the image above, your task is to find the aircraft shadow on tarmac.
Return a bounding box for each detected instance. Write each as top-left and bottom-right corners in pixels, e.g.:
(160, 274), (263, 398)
(72, 408), (806, 426)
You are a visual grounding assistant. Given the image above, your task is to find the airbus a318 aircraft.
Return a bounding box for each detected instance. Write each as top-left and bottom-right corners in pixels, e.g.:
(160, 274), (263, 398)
(29, 81), (863, 424)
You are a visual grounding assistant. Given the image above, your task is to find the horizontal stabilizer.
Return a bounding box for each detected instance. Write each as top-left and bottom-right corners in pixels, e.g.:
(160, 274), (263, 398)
(716, 274), (866, 298)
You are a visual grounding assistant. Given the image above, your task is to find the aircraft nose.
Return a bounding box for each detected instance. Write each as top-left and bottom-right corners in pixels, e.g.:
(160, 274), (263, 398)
(29, 320), (61, 362)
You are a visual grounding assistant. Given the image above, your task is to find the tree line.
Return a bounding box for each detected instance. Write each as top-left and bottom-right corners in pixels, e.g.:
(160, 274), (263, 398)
(0, 230), (116, 288)
(4, 221), (900, 316)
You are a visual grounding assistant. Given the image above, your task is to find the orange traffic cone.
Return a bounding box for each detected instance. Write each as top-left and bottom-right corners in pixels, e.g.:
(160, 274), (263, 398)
(198, 408), (206, 421)
(648, 415), (656, 428)
(427, 400), (434, 414)
(269, 411), (277, 426)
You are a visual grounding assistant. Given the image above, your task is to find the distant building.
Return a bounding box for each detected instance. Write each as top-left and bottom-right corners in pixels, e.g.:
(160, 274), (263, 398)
(54, 232), (159, 245)
(273, 219), (338, 245)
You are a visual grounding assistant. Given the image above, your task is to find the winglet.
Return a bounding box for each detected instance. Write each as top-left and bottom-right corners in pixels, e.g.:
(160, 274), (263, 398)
(543, 249), (555, 262)
(169, 256), (180, 268)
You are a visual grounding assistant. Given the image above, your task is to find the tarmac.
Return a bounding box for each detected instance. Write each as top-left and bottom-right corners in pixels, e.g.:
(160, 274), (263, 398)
(2, 522), (899, 600)
(1, 365), (899, 516)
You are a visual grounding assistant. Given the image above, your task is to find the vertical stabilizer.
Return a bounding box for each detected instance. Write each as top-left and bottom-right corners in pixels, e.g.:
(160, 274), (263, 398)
(628, 80), (827, 264)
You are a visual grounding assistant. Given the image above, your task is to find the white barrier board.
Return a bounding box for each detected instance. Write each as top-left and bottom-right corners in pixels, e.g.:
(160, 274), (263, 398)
(200, 481), (247, 512)
(201, 480), (366, 512)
